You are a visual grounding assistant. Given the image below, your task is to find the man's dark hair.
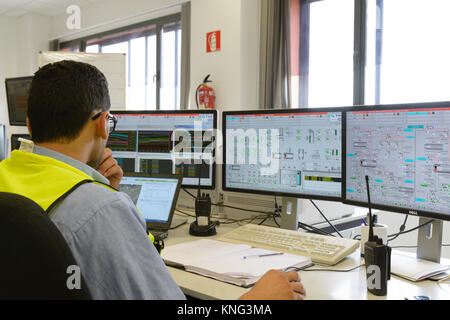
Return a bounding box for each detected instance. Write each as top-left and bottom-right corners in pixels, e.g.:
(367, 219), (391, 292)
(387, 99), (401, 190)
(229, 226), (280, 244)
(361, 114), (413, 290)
(28, 60), (111, 143)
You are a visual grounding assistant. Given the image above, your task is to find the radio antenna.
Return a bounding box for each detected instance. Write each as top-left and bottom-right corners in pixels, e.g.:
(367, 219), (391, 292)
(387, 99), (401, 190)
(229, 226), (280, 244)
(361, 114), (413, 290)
(365, 175), (375, 242)
(197, 155), (202, 198)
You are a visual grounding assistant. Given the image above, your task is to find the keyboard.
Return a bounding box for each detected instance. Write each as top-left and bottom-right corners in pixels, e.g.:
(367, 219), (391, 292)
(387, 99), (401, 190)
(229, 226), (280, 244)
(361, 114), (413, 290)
(219, 224), (360, 265)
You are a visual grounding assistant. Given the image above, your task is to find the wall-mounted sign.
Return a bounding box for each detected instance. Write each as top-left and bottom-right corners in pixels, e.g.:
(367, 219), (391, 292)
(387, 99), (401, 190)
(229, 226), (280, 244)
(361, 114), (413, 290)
(206, 30), (221, 53)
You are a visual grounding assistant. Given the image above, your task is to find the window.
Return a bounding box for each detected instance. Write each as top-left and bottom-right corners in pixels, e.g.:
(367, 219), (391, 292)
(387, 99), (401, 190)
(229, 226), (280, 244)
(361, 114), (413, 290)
(307, 0), (354, 108)
(59, 14), (182, 110)
(292, 0), (450, 108)
(365, 0), (450, 105)
(59, 40), (80, 52)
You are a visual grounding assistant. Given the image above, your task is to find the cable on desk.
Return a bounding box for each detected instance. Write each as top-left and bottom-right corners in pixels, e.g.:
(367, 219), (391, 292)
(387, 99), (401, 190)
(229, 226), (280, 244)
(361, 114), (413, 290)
(352, 219), (436, 243)
(309, 199), (343, 238)
(390, 244), (450, 249)
(387, 219), (435, 244)
(286, 264), (364, 273)
(182, 188), (275, 216)
(214, 203), (274, 215)
(257, 194), (281, 227)
(182, 188), (279, 226)
(220, 214), (273, 225)
(438, 276), (450, 294)
(298, 222), (335, 237)
(175, 208), (273, 226)
(175, 209), (196, 218)
(387, 215), (409, 243)
(182, 188), (196, 198)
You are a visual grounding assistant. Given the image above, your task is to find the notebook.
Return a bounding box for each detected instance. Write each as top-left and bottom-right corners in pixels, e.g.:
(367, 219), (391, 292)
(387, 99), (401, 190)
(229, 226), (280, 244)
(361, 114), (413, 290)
(119, 173), (182, 240)
(161, 239), (313, 287)
(391, 251), (450, 282)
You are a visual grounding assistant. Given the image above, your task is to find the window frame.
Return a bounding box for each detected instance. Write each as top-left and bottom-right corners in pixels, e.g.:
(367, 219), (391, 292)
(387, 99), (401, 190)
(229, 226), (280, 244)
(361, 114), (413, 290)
(297, 0), (367, 107)
(59, 13), (182, 110)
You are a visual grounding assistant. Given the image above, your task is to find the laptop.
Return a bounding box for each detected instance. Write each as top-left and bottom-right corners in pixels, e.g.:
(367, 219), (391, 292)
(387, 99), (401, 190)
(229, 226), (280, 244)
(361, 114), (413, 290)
(118, 173), (182, 241)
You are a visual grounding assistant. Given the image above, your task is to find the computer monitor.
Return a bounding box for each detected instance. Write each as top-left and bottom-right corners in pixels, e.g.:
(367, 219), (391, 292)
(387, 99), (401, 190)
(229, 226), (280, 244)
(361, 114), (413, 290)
(5, 77), (33, 126)
(109, 110), (217, 189)
(344, 102), (450, 263)
(10, 134), (32, 152)
(344, 102), (450, 221)
(222, 108), (345, 201)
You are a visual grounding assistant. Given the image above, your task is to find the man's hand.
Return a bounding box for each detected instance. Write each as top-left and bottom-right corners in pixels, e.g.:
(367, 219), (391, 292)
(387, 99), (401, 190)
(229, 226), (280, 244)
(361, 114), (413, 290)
(98, 148), (123, 189)
(239, 270), (306, 300)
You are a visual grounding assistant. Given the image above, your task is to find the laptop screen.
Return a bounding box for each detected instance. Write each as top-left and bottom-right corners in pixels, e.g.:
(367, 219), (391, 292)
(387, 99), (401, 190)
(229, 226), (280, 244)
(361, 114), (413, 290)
(119, 176), (179, 223)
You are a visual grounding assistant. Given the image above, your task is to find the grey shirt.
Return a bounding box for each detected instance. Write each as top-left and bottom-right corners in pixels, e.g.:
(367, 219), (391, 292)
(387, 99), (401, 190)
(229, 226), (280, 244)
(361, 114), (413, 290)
(33, 146), (186, 300)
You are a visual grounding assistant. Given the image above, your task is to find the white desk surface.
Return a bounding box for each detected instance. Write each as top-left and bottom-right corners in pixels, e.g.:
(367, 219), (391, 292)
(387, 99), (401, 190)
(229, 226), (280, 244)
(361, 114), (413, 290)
(165, 215), (450, 300)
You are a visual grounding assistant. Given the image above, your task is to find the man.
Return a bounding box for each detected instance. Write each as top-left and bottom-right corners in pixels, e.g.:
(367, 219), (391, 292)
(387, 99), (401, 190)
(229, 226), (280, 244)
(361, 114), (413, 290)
(0, 60), (306, 300)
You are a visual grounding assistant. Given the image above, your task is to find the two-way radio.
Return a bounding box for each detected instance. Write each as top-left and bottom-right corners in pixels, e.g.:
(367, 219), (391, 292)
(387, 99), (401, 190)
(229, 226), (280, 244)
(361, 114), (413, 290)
(364, 175), (392, 296)
(189, 156), (217, 236)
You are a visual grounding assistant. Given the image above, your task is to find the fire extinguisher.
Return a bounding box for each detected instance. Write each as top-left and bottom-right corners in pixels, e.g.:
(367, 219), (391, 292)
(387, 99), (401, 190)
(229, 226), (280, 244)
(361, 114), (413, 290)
(196, 75), (215, 109)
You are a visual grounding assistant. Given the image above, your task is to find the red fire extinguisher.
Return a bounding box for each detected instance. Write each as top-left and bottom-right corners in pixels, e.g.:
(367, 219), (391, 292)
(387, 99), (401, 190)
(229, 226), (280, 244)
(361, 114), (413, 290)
(196, 75), (215, 109)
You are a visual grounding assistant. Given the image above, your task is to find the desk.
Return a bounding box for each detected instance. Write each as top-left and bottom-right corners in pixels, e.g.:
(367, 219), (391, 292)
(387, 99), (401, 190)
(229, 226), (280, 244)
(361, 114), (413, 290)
(165, 216), (450, 300)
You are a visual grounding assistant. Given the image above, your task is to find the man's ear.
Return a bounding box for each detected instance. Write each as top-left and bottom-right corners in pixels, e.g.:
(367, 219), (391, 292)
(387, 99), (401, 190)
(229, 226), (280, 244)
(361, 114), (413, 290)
(95, 112), (109, 140)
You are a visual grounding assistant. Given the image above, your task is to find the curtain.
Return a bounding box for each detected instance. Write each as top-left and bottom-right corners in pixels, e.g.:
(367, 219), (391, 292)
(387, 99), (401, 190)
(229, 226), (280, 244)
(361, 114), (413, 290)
(180, 2), (191, 109)
(259, 0), (292, 109)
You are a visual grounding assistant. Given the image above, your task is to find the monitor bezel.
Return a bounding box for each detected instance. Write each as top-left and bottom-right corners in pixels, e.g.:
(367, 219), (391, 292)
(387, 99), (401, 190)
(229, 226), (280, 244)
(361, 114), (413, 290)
(5, 76), (33, 127)
(222, 107), (349, 202)
(342, 101), (450, 222)
(110, 109), (218, 190)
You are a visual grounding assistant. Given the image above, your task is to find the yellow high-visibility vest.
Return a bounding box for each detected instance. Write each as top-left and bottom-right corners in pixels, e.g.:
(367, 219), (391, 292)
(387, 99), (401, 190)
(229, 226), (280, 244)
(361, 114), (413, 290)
(0, 150), (156, 244)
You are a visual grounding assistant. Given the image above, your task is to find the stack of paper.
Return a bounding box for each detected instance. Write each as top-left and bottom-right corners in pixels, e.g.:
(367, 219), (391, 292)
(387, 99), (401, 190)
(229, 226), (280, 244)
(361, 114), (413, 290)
(391, 251), (450, 282)
(162, 239), (312, 287)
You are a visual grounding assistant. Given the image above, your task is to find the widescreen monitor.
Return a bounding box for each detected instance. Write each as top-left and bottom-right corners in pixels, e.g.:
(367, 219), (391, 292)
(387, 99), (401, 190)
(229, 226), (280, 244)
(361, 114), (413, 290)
(223, 108), (344, 201)
(108, 110), (217, 189)
(344, 102), (450, 221)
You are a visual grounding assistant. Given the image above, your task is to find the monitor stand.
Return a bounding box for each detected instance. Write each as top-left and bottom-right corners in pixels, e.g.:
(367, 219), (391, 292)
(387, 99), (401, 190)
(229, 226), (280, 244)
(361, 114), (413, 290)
(391, 217), (449, 281)
(280, 197), (355, 231)
(280, 197), (299, 230)
(417, 218), (443, 263)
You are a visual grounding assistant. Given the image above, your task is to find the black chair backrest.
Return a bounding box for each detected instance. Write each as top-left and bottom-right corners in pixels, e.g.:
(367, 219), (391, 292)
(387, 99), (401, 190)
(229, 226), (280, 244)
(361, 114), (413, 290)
(0, 192), (92, 300)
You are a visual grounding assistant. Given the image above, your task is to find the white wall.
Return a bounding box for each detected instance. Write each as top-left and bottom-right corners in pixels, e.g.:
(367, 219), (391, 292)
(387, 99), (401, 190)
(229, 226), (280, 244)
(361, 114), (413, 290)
(189, 0), (260, 111)
(16, 13), (52, 76)
(0, 17), (18, 131)
(190, 0), (241, 110)
(0, 13), (52, 145)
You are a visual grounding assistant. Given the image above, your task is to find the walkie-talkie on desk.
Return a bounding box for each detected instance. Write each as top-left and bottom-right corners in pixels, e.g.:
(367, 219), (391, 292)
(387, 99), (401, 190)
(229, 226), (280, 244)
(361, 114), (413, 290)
(189, 157), (217, 236)
(364, 175), (391, 296)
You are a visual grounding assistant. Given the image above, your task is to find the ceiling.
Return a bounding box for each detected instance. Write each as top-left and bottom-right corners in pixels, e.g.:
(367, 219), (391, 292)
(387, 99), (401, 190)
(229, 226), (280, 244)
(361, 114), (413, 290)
(0, 0), (103, 18)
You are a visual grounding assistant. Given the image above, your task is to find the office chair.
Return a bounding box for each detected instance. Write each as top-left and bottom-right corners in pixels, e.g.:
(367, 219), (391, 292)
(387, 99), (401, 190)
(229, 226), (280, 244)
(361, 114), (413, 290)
(0, 192), (92, 300)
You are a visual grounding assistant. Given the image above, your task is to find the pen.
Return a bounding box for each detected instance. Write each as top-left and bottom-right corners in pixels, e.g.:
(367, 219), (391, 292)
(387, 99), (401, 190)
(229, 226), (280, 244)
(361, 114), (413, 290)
(243, 252), (284, 259)
(362, 218), (368, 226)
